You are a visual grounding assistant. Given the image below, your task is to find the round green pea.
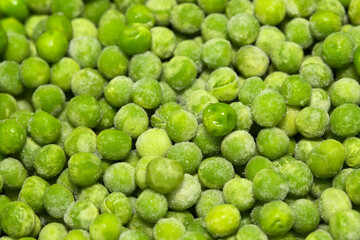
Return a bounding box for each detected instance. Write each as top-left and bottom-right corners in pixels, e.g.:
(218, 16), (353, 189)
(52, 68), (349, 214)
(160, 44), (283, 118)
(129, 51), (162, 81)
(50, 57), (80, 92)
(238, 77), (266, 106)
(196, 189), (224, 218)
(64, 230), (90, 240)
(290, 199), (320, 234)
(118, 23), (152, 56)
(166, 109), (198, 142)
(0, 61), (23, 96)
(0, 158), (27, 189)
(67, 94), (102, 128)
(310, 11), (341, 40)
(97, 46), (129, 79)
(64, 126), (97, 157)
(166, 142), (203, 174)
(33, 144), (66, 179)
(198, 157), (234, 189)
(19, 176), (49, 214)
(309, 88), (331, 112)
(236, 45), (269, 78)
(145, 0), (176, 26)
(236, 224), (267, 240)
(223, 178), (255, 211)
(227, 13), (259, 46)
(203, 103), (237, 137)
(98, 9), (126, 47)
(20, 57), (50, 89)
(164, 56), (197, 91)
(132, 78), (162, 109)
(4, 33), (29, 63)
(173, 40), (203, 73)
(68, 152), (102, 187)
(89, 213), (122, 240)
(321, 32), (353, 69)
(254, 0), (286, 25)
(343, 137), (360, 168)
(256, 127), (290, 160)
(255, 26), (286, 56)
(103, 162), (136, 195)
(330, 104), (360, 137)
(36, 31), (68, 63)
(329, 210), (360, 240)
(97, 129), (132, 161)
(154, 218), (186, 240)
(244, 156), (272, 181)
(28, 110), (61, 145)
(170, 3), (204, 34)
(71, 68), (106, 99)
(150, 27), (176, 59)
(230, 102), (252, 131)
(135, 189), (168, 224)
(64, 200), (99, 230)
(126, 4), (155, 28)
(271, 41), (304, 74)
(201, 13), (228, 41)
(345, 169), (360, 204)
(281, 75), (312, 107)
(104, 76), (133, 108)
(46, 14), (72, 40)
(51, 0), (83, 19)
(193, 123), (223, 156)
(0, 119), (26, 155)
(295, 107), (329, 138)
(68, 37), (101, 68)
(43, 183), (74, 219)
(32, 84), (65, 116)
(202, 38), (232, 69)
(329, 78), (360, 107)
(101, 192), (133, 225)
(78, 183), (109, 209)
(285, 18), (313, 49)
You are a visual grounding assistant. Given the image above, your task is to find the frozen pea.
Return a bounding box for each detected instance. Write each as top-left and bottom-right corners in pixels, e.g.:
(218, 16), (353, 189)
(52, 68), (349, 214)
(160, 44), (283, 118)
(38, 223), (68, 240)
(201, 14), (228, 41)
(339, 64), (360, 82)
(254, 0), (286, 25)
(131, 77), (162, 109)
(318, 188), (352, 223)
(154, 218), (186, 240)
(236, 224), (267, 240)
(223, 178), (255, 211)
(193, 123), (222, 156)
(309, 88), (331, 112)
(69, 37), (101, 68)
(333, 168), (354, 191)
(81, 0), (111, 25)
(98, 9), (125, 47)
(306, 229), (332, 240)
(0, 93), (17, 120)
(103, 162), (135, 195)
(32, 84), (65, 116)
(188, 218), (213, 239)
(46, 14), (72, 40)
(151, 102), (182, 129)
(310, 11), (341, 40)
(17, 137), (40, 171)
(322, 32), (353, 69)
(67, 94), (102, 128)
(185, 89), (218, 120)
(329, 210), (360, 240)
(64, 230), (90, 240)
(285, 18), (313, 49)
(255, 26), (286, 56)
(1, 17), (26, 36)
(25, 0), (51, 14)
(4, 33), (29, 63)
(165, 56), (197, 91)
(128, 214), (154, 239)
(229, 102), (252, 131)
(167, 142), (202, 174)
(43, 184), (74, 219)
(197, 0), (227, 13)
(281, 75), (312, 107)
(277, 106), (300, 137)
(236, 45), (269, 78)
(205, 204), (241, 238)
(310, 177), (332, 198)
(295, 107), (329, 138)
(226, 0), (253, 18)
(120, 230), (149, 240)
(68, 152), (102, 187)
(271, 42), (304, 74)
(129, 51), (161, 81)
(317, 0), (346, 21)
(126, 4), (155, 28)
(290, 199), (320, 234)
(97, 46), (128, 79)
(244, 156), (272, 181)
(28, 110), (61, 145)
(170, 3), (204, 34)
(348, 26), (360, 50)
(150, 27), (176, 59)
(145, 0), (176, 26)
(51, 0), (83, 19)
(97, 129), (132, 161)
(202, 38), (232, 69)
(136, 189), (168, 223)
(57, 169), (79, 195)
(33, 144), (65, 179)
(160, 82), (177, 104)
(227, 13), (259, 46)
(20, 57), (50, 89)
(330, 104), (360, 137)
(349, 0), (360, 25)
(253, 168), (289, 202)
(264, 71), (288, 92)
(259, 201), (294, 236)
(64, 200), (99, 230)
(299, 58), (333, 88)
(71, 18), (97, 39)
(198, 157), (234, 189)
(167, 174), (201, 210)
(95, 98), (116, 131)
(1, 201), (35, 238)
(136, 128), (172, 157)
(221, 130), (256, 166)
(0, 61), (23, 96)
(307, 139), (345, 178)
(0, 117), (27, 154)
(119, 23), (152, 56)
(329, 78), (360, 107)
(50, 57), (80, 92)
(19, 176), (49, 214)
(89, 213), (122, 240)
(114, 0), (145, 13)
(166, 211), (194, 229)
(36, 31), (67, 63)
(180, 232), (207, 240)
(286, 0), (316, 17)
(64, 126), (97, 157)
(196, 190), (224, 218)
(78, 183), (109, 209)
(346, 169), (360, 204)
(343, 137), (360, 168)
(114, 103), (149, 138)
(238, 77), (265, 106)
(126, 150), (141, 167)
(173, 40), (203, 73)
(101, 192), (133, 225)
(256, 127), (290, 160)
(166, 109), (198, 142)
(104, 77), (133, 108)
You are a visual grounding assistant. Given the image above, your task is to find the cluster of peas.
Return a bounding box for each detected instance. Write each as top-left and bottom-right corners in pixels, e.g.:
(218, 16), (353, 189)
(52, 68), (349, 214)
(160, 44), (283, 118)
(2, 0), (360, 239)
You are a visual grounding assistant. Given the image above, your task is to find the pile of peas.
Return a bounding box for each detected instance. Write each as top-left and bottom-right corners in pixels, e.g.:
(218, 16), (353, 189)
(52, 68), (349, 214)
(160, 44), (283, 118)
(1, 0), (360, 239)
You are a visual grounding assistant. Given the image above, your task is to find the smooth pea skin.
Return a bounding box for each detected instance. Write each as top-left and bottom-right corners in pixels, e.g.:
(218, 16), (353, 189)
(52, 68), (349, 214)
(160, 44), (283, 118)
(205, 204), (241, 238)
(33, 144), (66, 179)
(118, 23), (152, 56)
(307, 139), (345, 178)
(0, 119), (26, 155)
(89, 213), (122, 240)
(321, 32), (353, 69)
(36, 31), (68, 63)
(97, 129), (132, 161)
(254, 0), (286, 25)
(67, 94), (102, 128)
(0, 93), (17, 120)
(32, 84), (65, 116)
(68, 152), (102, 187)
(203, 103), (237, 137)
(329, 210), (360, 240)
(330, 104), (360, 137)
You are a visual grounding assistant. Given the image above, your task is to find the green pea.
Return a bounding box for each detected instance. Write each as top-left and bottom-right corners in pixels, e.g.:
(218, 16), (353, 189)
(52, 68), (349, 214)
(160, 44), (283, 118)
(28, 110), (61, 145)
(255, 26), (286, 57)
(290, 199), (320, 234)
(67, 94), (102, 128)
(114, 103), (149, 138)
(20, 57), (50, 89)
(4, 33), (29, 63)
(0, 61), (23, 96)
(166, 109), (198, 142)
(317, 0), (346, 22)
(322, 32), (353, 69)
(170, 3), (204, 34)
(64, 230), (90, 240)
(82, 0), (111, 25)
(244, 156), (272, 181)
(227, 13), (259, 46)
(0, 120), (25, 155)
(343, 137), (360, 168)
(43, 184), (74, 219)
(259, 201), (294, 236)
(1, 201), (35, 238)
(201, 14), (228, 41)
(306, 229), (332, 240)
(256, 127), (290, 160)
(69, 37), (101, 68)
(0, 0), (29, 21)
(330, 104), (360, 137)
(332, 168), (354, 192)
(18, 176), (48, 214)
(236, 224), (267, 240)
(68, 152), (102, 187)
(103, 162), (136, 195)
(145, 0), (176, 26)
(185, 89), (219, 121)
(307, 139), (345, 178)
(329, 210), (360, 240)
(330, 78), (360, 107)
(318, 188), (352, 223)
(238, 77), (266, 106)
(254, 0), (286, 25)
(295, 107), (329, 138)
(97, 46), (128, 79)
(101, 192), (133, 225)
(32, 85), (65, 116)
(36, 31), (68, 63)
(136, 128), (172, 157)
(180, 232), (207, 240)
(202, 38), (232, 69)
(97, 129), (132, 161)
(271, 41), (304, 74)
(51, 0), (83, 19)
(98, 9), (125, 47)
(126, 4), (155, 28)
(95, 99), (116, 130)
(281, 75), (312, 107)
(46, 14), (72, 40)
(165, 56), (197, 91)
(309, 88), (331, 112)
(205, 204), (241, 238)
(203, 103), (236, 137)
(229, 102), (252, 131)
(50, 57), (80, 92)
(154, 218), (186, 240)
(286, 0), (316, 18)
(166, 142), (202, 174)
(33, 144), (65, 179)
(236, 45), (269, 78)
(135, 189), (168, 224)
(104, 76), (132, 108)
(89, 213), (122, 240)
(119, 23), (152, 56)
(223, 178), (255, 212)
(310, 11), (342, 40)
(345, 169), (360, 204)
(300, 58), (333, 88)
(64, 126), (96, 157)
(285, 18), (313, 49)
(198, 157), (234, 189)
(71, 19), (97, 38)
(0, 93), (17, 120)
(226, 0), (253, 18)
(195, 190), (224, 219)
(131, 77), (162, 109)
(145, 157), (183, 194)
(173, 40), (203, 73)
(64, 200), (99, 230)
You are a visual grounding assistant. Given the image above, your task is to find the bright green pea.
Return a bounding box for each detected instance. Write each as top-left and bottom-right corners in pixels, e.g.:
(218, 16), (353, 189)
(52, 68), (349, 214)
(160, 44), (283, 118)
(254, 0), (286, 25)
(64, 126), (96, 157)
(281, 75), (312, 107)
(299, 58), (333, 88)
(343, 137), (360, 168)
(226, 0), (253, 18)
(103, 162), (136, 195)
(33, 144), (66, 179)
(259, 201), (294, 236)
(89, 213), (122, 240)
(71, 68), (106, 99)
(131, 77), (162, 109)
(0, 120), (25, 155)
(51, 0), (83, 19)
(118, 23), (152, 56)
(82, 0), (111, 25)
(238, 77), (265, 106)
(135, 189), (168, 224)
(201, 14), (228, 41)
(69, 37), (101, 68)
(307, 139), (345, 178)
(255, 26), (286, 57)
(198, 157), (234, 189)
(104, 76), (133, 108)
(205, 204), (241, 238)
(50, 57), (80, 92)
(18, 176), (48, 214)
(317, 0), (346, 22)
(170, 3), (204, 34)
(68, 152), (102, 187)
(19, 57), (50, 89)
(193, 123), (223, 155)
(309, 88), (331, 111)
(153, 218), (186, 240)
(256, 127), (289, 160)
(202, 38), (232, 69)
(236, 45), (269, 78)
(98, 9), (125, 47)
(43, 183), (74, 219)
(271, 41), (304, 74)
(166, 142), (202, 174)
(67, 94), (102, 128)
(166, 109), (198, 142)
(310, 11), (341, 40)
(290, 199), (320, 234)
(330, 78), (360, 107)
(64, 200), (99, 230)
(229, 102), (252, 131)
(236, 224), (267, 240)
(0, 93), (17, 120)
(203, 103), (236, 137)
(71, 18), (97, 38)
(286, 0), (316, 17)
(36, 31), (68, 63)
(28, 110), (60, 145)
(64, 230), (90, 240)
(333, 168), (354, 192)
(244, 156), (272, 181)
(4, 33), (29, 63)
(285, 18), (313, 49)
(329, 210), (360, 240)
(101, 192), (133, 225)
(165, 56), (197, 91)
(227, 13), (259, 46)
(150, 102), (182, 129)
(345, 169), (360, 204)
(322, 32), (353, 69)
(126, 4), (155, 28)
(97, 129), (132, 161)
(295, 107), (329, 138)
(97, 46), (129, 79)
(330, 104), (360, 137)
(196, 189), (224, 219)
(0, 61), (23, 96)
(1, 17), (26, 36)
(306, 229), (332, 240)
(145, 0), (176, 26)
(223, 178), (255, 211)
(0, 0), (29, 21)
(46, 14), (72, 40)
(32, 84), (65, 116)
(129, 51), (162, 81)
(0, 157), (27, 189)
(318, 188), (352, 223)
(173, 40), (203, 73)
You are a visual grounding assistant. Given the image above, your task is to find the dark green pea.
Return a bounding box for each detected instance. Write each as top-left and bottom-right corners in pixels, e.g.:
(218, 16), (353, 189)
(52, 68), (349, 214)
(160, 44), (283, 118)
(203, 103), (237, 137)
(97, 129), (132, 161)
